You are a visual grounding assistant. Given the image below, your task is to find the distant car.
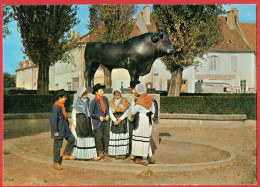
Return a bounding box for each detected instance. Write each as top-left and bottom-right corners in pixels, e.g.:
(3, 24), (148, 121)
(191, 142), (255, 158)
(195, 82), (233, 93)
(156, 91), (168, 96)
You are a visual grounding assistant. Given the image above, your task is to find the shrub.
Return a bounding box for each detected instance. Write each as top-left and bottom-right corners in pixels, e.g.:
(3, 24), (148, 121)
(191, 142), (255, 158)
(160, 95), (256, 120)
(4, 94), (74, 113)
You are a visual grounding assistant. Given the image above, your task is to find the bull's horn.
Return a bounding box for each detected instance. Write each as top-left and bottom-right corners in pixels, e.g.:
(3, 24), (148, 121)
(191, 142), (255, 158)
(159, 32), (164, 39)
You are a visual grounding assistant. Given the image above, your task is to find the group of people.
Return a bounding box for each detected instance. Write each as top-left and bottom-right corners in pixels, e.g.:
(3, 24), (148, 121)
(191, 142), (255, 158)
(49, 81), (156, 170)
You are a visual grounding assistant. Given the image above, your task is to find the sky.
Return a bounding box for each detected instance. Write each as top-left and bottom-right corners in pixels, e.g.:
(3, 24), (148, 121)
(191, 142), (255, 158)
(3, 4), (257, 75)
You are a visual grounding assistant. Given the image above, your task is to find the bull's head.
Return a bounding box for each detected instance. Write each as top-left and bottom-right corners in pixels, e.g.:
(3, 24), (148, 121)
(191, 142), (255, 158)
(151, 31), (174, 55)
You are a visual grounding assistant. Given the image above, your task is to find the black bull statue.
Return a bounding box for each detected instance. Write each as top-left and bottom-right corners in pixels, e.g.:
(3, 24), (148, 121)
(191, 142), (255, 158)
(84, 31), (174, 88)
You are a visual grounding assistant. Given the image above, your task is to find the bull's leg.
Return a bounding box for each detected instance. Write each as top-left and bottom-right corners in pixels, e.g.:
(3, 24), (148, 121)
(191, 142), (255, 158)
(129, 71), (139, 81)
(85, 61), (94, 88)
(84, 69), (90, 88)
(90, 63), (100, 87)
(135, 74), (140, 81)
(84, 70), (88, 88)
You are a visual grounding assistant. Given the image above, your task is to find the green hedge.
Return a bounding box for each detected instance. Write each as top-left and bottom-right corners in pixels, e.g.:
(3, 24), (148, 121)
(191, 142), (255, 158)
(6, 89), (76, 95)
(4, 94), (74, 113)
(4, 94), (257, 120)
(161, 96), (257, 120)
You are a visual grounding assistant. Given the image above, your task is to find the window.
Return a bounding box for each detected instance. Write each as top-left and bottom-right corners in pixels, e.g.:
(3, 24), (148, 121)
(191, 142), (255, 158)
(72, 77), (79, 91)
(235, 88), (241, 93)
(240, 80), (246, 93)
(231, 56), (238, 72)
(210, 56), (217, 71)
(67, 82), (72, 91)
(55, 84), (59, 90)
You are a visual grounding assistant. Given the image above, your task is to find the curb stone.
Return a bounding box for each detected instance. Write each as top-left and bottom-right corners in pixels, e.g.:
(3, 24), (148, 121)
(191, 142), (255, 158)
(11, 141), (236, 172)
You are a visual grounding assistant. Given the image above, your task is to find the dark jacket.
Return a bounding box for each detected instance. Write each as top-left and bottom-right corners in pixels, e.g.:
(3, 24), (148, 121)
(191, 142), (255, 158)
(49, 105), (72, 139)
(90, 96), (109, 132)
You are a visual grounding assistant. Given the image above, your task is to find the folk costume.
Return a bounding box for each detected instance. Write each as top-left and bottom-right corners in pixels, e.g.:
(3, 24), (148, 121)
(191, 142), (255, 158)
(49, 89), (76, 169)
(131, 84), (155, 164)
(90, 84), (110, 157)
(108, 88), (130, 157)
(71, 87), (99, 160)
(128, 80), (141, 160)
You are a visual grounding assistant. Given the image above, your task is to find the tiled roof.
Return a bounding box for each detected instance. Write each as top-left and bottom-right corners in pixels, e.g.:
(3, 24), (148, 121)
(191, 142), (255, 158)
(239, 22), (256, 51)
(209, 17), (255, 52)
(129, 23), (142, 38)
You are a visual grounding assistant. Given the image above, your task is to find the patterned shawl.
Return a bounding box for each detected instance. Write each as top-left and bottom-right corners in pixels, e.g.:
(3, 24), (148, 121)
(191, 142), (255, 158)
(72, 97), (90, 117)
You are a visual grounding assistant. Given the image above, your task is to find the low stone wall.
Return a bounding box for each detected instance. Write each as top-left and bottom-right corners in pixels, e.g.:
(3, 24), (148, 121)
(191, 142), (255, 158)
(3, 113), (72, 139)
(160, 113), (247, 121)
(4, 113), (72, 128)
(160, 113), (255, 128)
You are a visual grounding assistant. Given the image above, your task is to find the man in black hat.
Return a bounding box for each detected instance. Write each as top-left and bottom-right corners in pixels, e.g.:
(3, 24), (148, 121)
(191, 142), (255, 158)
(90, 84), (110, 158)
(50, 89), (76, 170)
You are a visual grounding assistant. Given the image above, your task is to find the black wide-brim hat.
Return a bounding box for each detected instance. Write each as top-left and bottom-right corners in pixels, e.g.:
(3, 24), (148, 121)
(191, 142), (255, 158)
(56, 89), (67, 99)
(92, 83), (106, 94)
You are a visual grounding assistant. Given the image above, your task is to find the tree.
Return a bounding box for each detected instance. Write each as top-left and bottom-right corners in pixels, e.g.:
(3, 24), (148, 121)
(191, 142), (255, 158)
(3, 72), (16, 88)
(153, 5), (225, 96)
(87, 5), (136, 87)
(3, 5), (13, 38)
(12, 5), (79, 94)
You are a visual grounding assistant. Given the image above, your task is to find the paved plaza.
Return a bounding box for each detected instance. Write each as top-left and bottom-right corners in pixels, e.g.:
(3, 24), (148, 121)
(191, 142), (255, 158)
(3, 120), (256, 185)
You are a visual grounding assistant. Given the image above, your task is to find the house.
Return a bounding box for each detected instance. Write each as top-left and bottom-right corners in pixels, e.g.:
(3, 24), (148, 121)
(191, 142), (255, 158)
(16, 59), (38, 90)
(183, 8), (256, 93)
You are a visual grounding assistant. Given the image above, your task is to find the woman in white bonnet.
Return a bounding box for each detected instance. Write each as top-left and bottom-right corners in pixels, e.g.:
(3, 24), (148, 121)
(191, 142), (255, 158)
(130, 83), (155, 166)
(108, 88), (130, 160)
(71, 87), (101, 161)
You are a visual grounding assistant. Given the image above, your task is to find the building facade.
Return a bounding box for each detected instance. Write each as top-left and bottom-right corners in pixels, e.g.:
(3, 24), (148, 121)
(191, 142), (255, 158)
(183, 8), (256, 93)
(16, 60), (38, 90)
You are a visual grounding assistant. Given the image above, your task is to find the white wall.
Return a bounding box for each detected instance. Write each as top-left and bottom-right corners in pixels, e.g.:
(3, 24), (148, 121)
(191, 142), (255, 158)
(187, 52), (257, 93)
(141, 58), (171, 91)
(52, 47), (82, 91)
(16, 67), (38, 90)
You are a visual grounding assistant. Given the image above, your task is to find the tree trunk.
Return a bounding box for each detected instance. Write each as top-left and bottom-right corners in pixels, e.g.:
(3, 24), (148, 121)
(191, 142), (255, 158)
(168, 68), (183, 97)
(104, 67), (111, 88)
(37, 63), (49, 95)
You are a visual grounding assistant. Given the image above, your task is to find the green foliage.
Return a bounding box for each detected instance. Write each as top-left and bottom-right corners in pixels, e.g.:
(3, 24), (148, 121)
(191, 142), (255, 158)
(3, 72), (16, 88)
(12, 5), (79, 66)
(3, 5), (13, 38)
(161, 95), (256, 120)
(88, 5), (136, 42)
(12, 5), (80, 94)
(4, 94), (74, 113)
(153, 5), (225, 71)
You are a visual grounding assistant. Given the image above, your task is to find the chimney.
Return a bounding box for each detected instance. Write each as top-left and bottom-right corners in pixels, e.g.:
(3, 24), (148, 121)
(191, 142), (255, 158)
(24, 60), (29, 68)
(143, 5), (151, 25)
(71, 28), (76, 39)
(76, 32), (80, 41)
(18, 62), (23, 69)
(227, 8), (239, 30)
